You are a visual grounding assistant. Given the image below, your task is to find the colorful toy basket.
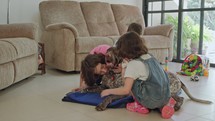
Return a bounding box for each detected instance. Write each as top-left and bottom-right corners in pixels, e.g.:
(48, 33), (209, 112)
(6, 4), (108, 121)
(178, 54), (203, 76)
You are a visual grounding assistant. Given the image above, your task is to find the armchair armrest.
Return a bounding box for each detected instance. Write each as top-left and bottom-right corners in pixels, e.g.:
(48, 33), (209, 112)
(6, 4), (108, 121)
(0, 23), (37, 40)
(144, 24), (173, 37)
(45, 22), (79, 37)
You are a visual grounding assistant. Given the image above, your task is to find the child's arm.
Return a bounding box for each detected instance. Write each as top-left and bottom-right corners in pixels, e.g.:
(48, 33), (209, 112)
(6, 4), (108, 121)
(121, 68), (126, 79)
(79, 72), (85, 87)
(71, 81), (88, 92)
(121, 59), (129, 78)
(101, 77), (134, 97)
(101, 59), (131, 96)
(80, 78), (88, 89)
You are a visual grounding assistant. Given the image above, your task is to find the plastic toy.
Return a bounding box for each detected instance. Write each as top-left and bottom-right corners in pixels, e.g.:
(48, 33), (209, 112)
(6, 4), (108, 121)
(190, 75), (199, 81)
(178, 54), (203, 76)
(164, 57), (168, 71)
(203, 69), (209, 77)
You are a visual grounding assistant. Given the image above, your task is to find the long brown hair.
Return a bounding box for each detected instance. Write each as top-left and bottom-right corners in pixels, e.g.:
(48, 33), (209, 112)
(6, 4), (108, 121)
(116, 32), (148, 59)
(81, 54), (105, 86)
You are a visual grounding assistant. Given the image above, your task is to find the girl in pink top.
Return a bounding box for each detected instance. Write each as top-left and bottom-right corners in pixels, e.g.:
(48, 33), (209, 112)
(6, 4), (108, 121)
(90, 44), (111, 55)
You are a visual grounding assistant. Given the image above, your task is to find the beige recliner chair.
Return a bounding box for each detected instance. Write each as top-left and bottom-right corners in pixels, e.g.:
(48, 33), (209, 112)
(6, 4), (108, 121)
(0, 23), (38, 90)
(39, 1), (174, 72)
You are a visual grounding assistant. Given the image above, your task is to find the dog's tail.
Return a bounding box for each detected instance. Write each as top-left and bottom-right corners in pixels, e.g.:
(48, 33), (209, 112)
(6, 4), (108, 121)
(181, 82), (212, 104)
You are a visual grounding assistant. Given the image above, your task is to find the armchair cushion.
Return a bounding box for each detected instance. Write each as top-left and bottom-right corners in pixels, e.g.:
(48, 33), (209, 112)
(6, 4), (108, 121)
(81, 2), (119, 36)
(1, 38), (37, 59)
(39, 1), (90, 37)
(112, 4), (145, 35)
(0, 40), (17, 64)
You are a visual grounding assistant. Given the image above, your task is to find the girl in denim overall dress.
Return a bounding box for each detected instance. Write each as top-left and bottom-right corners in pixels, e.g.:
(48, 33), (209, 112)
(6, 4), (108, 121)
(101, 32), (176, 119)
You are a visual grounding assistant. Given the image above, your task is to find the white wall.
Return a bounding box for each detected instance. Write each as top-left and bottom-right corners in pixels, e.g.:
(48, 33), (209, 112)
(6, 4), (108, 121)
(1, 0), (142, 24)
(0, 0), (9, 24)
(0, 0), (143, 40)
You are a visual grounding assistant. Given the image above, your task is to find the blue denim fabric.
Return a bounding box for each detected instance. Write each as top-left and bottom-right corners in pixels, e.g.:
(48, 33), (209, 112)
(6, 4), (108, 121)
(131, 56), (170, 109)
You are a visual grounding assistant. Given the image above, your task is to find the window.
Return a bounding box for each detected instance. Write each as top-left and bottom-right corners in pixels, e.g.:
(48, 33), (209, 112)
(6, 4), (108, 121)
(143, 0), (215, 67)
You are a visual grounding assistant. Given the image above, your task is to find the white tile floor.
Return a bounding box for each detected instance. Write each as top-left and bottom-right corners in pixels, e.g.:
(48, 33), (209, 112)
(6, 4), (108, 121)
(0, 62), (215, 121)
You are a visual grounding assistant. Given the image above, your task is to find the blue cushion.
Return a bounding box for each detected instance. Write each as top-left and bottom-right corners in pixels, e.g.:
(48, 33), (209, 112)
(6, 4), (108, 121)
(62, 92), (134, 108)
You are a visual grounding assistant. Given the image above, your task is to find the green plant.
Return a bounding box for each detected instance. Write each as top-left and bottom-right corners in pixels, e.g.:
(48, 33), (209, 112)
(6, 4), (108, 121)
(190, 24), (212, 43)
(165, 15), (212, 56)
(166, 15), (212, 43)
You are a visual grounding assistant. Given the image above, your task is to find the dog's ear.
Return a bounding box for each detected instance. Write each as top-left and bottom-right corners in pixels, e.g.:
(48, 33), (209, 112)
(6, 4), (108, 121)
(106, 47), (123, 67)
(105, 53), (112, 63)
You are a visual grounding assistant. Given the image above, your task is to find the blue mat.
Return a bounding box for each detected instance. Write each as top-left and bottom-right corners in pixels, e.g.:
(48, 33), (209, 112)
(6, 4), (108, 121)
(62, 92), (134, 108)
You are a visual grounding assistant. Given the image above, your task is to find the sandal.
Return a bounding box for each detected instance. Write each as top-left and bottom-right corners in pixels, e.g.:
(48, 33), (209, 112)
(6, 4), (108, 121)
(126, 101), (149, 114)
(161, 97), (176, 119)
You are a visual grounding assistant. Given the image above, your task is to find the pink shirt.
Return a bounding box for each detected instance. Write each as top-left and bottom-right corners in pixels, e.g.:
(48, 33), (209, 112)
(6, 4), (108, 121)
(90, 44), (111, 55)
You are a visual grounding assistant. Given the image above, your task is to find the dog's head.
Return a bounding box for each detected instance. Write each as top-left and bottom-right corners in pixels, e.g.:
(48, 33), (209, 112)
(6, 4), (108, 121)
(105, 47), (123, 68)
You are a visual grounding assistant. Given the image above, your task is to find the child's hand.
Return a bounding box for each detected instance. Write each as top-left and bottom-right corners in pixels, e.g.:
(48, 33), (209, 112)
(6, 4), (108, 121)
(101, 89), (110, 97)
(71, 88), (80, 92)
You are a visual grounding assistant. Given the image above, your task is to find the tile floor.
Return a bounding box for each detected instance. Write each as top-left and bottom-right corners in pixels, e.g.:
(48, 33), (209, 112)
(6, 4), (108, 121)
(0, 62), (215, 121)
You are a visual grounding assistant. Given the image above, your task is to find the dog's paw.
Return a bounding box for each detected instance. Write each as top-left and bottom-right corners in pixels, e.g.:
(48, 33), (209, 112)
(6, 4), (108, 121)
(79, 89), (88, 93)
(95, 104), (107, 111)
(174, 97), (184, 111)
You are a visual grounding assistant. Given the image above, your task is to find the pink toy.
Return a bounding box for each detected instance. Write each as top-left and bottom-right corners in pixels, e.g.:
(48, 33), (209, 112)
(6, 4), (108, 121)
(90, 44), (111, 55)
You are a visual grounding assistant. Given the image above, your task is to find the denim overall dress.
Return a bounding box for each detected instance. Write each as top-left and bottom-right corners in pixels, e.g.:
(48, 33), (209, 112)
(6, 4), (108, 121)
(131, 56), (171, 109)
